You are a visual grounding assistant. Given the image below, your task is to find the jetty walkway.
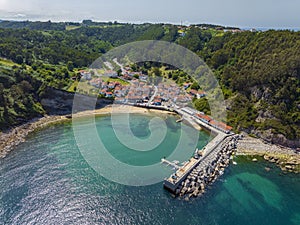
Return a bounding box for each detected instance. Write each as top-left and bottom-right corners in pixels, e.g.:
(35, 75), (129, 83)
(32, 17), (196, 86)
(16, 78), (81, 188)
(162, 107), (239, 198)
(124, 103), (237, 198)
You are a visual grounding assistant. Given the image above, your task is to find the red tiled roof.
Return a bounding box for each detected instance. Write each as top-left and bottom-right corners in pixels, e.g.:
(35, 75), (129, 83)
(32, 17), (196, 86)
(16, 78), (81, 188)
(190, 89), (198, 95)
(196, 113), (212, 122)
(218, 122), (233, 131)
(209, 120), (218, 126)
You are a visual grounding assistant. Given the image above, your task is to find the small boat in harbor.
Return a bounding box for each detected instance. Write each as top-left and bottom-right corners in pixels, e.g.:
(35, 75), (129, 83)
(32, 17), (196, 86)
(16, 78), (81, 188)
(176, 117), (183, 123)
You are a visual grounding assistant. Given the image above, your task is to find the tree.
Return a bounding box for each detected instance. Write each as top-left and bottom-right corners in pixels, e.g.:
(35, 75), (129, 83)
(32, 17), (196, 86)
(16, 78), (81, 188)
(19, 80), (33, 93)
(0, 83), (4, 106)
(153, 67), (161, 77)
(191, 82), (200, 90)
(15, 55), (24, 64)
(117, 69), (122, 76)
(67, 61), (74, 71)
(193, 98), (211, 115)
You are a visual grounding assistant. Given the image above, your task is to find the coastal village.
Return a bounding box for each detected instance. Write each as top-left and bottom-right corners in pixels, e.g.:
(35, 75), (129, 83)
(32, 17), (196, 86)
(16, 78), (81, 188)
(78, 62), (234, 134)
(79, 65), (206, 108)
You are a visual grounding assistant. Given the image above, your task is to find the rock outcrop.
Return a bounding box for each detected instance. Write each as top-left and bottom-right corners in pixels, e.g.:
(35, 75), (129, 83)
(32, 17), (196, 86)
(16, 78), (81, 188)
(40, 86), (112, 115)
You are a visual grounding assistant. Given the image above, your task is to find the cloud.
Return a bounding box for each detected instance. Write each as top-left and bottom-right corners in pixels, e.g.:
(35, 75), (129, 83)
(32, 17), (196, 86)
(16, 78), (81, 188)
(13, 13), (26, 18)
(0, 0), (299, 28)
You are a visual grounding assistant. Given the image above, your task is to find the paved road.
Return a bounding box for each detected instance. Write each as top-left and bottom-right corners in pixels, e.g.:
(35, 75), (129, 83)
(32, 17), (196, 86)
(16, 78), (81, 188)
(149, 86), (158, 104)
(176, 108), (227, 158)
(113, 58), (126, 74)
(104, 61), (114, 70)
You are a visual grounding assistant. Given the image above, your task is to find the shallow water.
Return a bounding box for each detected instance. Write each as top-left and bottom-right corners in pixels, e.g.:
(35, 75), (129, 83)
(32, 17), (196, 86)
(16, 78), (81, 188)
(0, 114), (299, 225)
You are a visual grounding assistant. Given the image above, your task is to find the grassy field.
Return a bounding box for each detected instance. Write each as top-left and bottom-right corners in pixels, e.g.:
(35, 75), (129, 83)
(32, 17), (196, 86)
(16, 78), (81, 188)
(67, 81), (79, 92)
(65, 25), (82, 31)
(68, 81), (96, 94)
(101, 77), (130, 85)
(89, 24), (124, 28)
(65, 24), (124, 31)
(67, 76), (130, 94)
(68, 81), (94, 93)
(0, 58), (18, 67)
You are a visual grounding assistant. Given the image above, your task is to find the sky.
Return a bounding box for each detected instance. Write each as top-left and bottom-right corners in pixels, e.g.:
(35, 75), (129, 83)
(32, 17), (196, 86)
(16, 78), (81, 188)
(0, 0), (299, 29)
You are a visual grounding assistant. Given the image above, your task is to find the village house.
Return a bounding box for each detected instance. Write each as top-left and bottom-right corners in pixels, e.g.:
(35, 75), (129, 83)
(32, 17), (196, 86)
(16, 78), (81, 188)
(105, 91), (113, 98)
(89, 78), (102, 88)
(126, 95), (143, 103)
(189, 89), (206, 99)
(140, 75), (148, 82)
(114, 85), (128, 97)
(79, 70), (92, 80)
(114, 97), (125, 104)
(196, 113), (212, 124)
(123, 74), (133, 80)
(152, 96), (162, 106)
(99, 88), (107, 95)
(198, 90), (206, 98)
(104, 70), (118, 78)
(108, 82), (117, 89)
(174, 94), (191, 105)
(183, 82), (191, 90)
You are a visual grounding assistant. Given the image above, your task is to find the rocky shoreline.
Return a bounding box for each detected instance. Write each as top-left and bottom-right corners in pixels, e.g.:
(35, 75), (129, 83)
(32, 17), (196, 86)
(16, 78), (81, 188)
(236, 134), (300, 173)
(0, 115), (71, 158)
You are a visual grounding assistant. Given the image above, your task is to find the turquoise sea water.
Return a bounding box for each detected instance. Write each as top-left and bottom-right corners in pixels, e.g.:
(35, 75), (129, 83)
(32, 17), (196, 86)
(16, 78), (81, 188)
(0, 114), (299, 225)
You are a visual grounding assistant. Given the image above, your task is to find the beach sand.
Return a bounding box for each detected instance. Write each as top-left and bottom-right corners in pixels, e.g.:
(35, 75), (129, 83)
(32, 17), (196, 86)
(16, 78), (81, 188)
(0, 105), (176, 158)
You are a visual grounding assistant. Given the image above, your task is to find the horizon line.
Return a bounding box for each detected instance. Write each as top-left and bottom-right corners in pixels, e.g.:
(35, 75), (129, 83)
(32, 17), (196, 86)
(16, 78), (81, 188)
(0, 18), (299, 31)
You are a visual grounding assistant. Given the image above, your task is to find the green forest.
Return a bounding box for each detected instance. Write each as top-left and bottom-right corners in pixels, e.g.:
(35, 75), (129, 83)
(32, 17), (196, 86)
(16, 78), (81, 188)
(0, 20), (299, 147)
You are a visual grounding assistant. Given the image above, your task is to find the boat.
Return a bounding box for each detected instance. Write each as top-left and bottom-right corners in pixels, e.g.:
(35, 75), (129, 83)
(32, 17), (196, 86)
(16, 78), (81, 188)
(176, 117), (183, 123)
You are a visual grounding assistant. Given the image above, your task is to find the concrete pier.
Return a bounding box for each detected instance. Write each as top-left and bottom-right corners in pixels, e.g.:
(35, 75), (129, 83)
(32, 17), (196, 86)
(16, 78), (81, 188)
(122, 103), (236, 198)
(161, 158), (181, 170)
(163, 107), (238, 198)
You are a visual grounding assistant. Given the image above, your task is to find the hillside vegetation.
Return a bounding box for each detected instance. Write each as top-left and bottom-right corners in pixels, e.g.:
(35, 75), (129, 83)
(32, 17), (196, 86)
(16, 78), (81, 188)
(201, 31), (300, 146)
(0, 65), (44, 128)
(0, 21), (299, 147)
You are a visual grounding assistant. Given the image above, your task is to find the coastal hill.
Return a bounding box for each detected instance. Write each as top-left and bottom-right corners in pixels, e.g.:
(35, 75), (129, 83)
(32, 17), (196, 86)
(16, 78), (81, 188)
(0, 20), (299, 148)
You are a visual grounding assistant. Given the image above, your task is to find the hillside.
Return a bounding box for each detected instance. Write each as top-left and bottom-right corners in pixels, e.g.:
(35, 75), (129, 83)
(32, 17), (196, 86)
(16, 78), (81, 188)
(0, 64), (44, 128)
(201, 31), (300, 147)
(0, 21), (299, 147)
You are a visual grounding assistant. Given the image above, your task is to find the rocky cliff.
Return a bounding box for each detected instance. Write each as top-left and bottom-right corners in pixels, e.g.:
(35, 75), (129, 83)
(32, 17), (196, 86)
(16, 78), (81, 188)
(40, 87), (112, 115)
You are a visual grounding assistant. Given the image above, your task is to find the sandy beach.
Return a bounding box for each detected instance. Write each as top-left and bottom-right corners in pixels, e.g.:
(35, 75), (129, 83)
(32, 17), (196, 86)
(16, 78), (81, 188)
(0, 105), (176, 158)
(73, 104), (176, 117)
(0, 105), (299, 173)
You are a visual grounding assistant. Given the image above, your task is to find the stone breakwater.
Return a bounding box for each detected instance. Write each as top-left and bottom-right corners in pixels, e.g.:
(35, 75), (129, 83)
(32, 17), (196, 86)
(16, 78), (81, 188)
(175, 135), (241, 200)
